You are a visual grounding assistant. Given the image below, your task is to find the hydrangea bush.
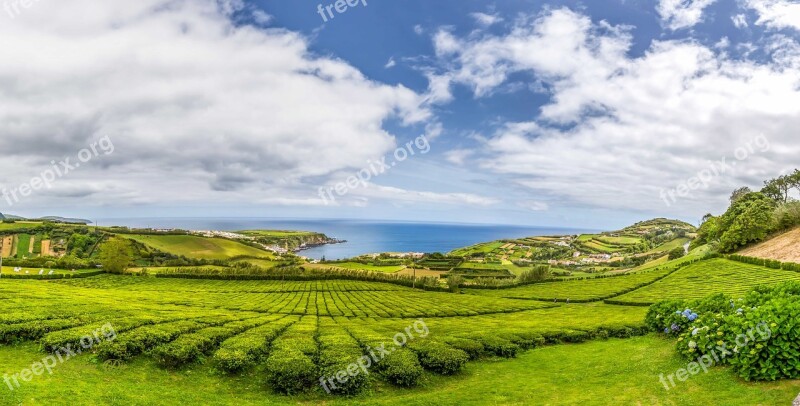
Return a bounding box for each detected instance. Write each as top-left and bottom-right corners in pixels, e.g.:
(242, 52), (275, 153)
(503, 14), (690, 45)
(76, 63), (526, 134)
(647, 283), (800, 381)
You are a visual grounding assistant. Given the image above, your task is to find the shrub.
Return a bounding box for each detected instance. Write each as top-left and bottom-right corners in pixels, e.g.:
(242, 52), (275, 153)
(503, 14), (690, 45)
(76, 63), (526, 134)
(442, 337), (485, 360)
(152, 326), (234, 368)
(408, 341), (468, 375)
(378, 349), (424, 387)
(668, 247), (686, 260)
(214, 318), (294, 373)
(666, 282), (800, 382)
(469, 335), (519, 358)
(265, 351), (317, 394)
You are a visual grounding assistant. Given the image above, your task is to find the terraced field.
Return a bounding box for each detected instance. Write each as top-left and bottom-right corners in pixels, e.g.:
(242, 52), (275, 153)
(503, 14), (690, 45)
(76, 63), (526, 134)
(611, 258), (800, 304)
(0, 274), (648, 395)
(465, 267), (674, 301)
(3, 253), (799, 398)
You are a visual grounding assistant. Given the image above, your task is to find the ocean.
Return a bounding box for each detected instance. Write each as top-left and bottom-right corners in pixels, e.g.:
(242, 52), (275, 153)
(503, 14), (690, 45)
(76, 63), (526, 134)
(95, 218), (597, 260)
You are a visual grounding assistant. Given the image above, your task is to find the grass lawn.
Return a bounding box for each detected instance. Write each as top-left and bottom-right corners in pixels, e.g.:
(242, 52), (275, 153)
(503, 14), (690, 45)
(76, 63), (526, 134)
(121, 234), (272, 260)
(1, 335), (797, 405)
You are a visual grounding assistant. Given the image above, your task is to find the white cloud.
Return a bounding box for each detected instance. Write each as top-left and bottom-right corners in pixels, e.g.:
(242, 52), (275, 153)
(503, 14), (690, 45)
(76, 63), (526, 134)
(745, 0), (800, 31)
(470, 12), (503, 27)
(732, 13), (748, 28)
(385, 57), (397, 68)
(444, 149), (474, 165)
(353, 184), (500, 207)
(414, 24), (424, 35)
(657, 0), (718, 30)
(0, 0), (431, 211)
(434, 7), (800, 218)
(252, 9), (272, 25)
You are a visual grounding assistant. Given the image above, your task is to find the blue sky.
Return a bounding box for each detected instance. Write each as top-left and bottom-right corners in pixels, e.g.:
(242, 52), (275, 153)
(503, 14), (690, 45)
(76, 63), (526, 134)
(1, 0), (800, 229)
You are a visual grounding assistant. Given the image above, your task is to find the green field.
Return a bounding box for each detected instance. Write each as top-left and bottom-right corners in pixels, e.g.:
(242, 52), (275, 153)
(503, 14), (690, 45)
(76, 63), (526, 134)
(122, 234), (272, 260)
(466, 267), (674, 301)
(2, 334), (797, 405)
(319, 262), (406, 273)
(2, 232), (800, 404)
(15, 234), (32, 257)
(0, 221), (42, 231)
(612, 258), (800, 304)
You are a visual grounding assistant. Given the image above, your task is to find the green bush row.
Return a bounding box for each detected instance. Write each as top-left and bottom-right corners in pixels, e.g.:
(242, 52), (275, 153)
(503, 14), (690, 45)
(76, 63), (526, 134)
(727, 254), (800, 272)
(406, 340), (468, 375)
(40, 317), (156, 352)
(265, 317), (319, 394)
(0, 317), (94, 344)
(344, 325), (423, 387)
(213, 317), (297, 373)
(317, 319), (369, 395)
(96, 320), (209, 360)
(151, 316), (272, 368)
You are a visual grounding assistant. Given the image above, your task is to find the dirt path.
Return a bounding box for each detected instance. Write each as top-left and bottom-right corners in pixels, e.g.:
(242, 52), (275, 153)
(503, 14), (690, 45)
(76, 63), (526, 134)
(0, 236), (12, 257)
(741, 228), (800, 263)
(41, 240), (54, 257)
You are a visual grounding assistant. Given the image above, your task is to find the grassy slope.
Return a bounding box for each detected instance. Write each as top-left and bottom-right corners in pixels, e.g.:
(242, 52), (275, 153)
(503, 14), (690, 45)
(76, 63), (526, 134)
(466, 268), (673, 301)
(614, 258), (800, 304)
(741, 227), (800, 263)
(122, 234), (272, 260)
(1, 336), (797, 405)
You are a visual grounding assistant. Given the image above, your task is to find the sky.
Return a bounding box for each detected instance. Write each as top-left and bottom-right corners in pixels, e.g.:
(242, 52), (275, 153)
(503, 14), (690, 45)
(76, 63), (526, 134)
(1, 0), (800, 229)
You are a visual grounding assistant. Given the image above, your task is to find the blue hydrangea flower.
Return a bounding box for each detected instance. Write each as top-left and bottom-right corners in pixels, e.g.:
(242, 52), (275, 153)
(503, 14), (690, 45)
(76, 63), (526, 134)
(688, 313), (698, 321)
(671, 323), (680, 332)
(664, 327), (670, 334)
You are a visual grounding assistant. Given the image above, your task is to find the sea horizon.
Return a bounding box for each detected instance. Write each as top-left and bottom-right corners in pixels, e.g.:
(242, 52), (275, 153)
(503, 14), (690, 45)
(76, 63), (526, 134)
(94, 217), (601, 260)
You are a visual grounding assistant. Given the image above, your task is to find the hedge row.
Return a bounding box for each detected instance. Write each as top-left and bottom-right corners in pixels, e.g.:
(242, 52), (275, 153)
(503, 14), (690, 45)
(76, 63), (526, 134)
(727, 254), (800, 272)
(151, 316), (276, 369)
(0, 270), (105, 280)
(406, 340), (468, 375)
(264, 316), (319, 394)
(96, 318), (226, 360)
(317, 318), (369, 395)
(213, 316), (297, 373)
(0, 317), (95, 344)
(344, 325), (423, 387)
(156, 268), (449, 292)
(40, 316), (158, 352)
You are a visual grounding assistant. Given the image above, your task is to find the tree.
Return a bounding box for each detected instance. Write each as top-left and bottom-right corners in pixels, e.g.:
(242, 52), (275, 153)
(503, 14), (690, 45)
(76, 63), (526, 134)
(668, 247), (686, 260)
(762, 175), (792, 203)
(730, 187), (752, 204)
(98, 238), (133, 274)
(717, 192), (776, 252)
